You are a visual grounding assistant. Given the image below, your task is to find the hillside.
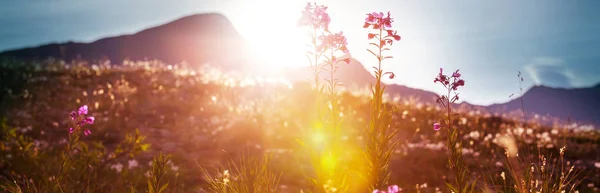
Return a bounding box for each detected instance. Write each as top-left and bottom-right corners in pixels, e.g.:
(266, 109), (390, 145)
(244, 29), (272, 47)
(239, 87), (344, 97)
(1, 13), (599, 127)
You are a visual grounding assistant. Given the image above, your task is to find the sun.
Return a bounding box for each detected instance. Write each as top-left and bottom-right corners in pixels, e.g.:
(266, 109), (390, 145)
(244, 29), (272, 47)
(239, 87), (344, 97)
(229, 0), (310, 71)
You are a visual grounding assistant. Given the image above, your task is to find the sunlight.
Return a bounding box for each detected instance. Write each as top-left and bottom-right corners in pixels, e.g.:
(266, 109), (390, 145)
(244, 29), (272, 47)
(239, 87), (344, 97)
(320, 152), (337, 172)
(312, 131), (326, 144)
(229, 0), (308, 71)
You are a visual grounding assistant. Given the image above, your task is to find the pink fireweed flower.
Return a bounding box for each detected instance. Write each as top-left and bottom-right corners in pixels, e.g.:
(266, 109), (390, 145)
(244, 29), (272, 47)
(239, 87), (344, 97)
(70, 111), (77, 120)
(452, 69), (461, 78)
(386, 30), (401, 41)
(84, 116), (95, 125)
(78, 105), (88, 115)
(373, 185), (401, 193)
(434, 68), (449, 85)
(434, 68), (465, 105)
(298, 2), (330, 30)
(434, 68), (465, 91)
(69, 105), (95, 135)
(318, 31), (350, 55)
(433, 123), (441, 131)
(364, 11), (401, 47)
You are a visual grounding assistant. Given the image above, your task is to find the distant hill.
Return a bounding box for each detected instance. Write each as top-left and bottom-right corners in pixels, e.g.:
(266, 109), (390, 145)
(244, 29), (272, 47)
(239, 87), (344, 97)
(487, 84), (600, 126)
(283, 56), (439, 103)
(0, 13), (257, 71)
(1, 13), (598, 127)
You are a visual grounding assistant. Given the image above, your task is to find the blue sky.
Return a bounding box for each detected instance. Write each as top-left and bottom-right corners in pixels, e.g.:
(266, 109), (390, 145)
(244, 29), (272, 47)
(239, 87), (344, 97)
(1, 0), (599, 105)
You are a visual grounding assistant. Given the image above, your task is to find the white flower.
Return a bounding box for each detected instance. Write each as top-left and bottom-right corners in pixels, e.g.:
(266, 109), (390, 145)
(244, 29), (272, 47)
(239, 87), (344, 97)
(110, 163), (124, 173)
(128, 159), (138, 169)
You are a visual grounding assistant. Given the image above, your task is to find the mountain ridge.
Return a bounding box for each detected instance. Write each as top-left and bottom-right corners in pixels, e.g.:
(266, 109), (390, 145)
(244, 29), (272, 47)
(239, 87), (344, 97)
(1, 13), (598, 127)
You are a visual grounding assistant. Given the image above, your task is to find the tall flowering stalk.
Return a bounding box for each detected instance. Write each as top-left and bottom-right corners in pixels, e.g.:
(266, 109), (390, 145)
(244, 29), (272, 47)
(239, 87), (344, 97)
(298, 3), (346, 192)
(56, 105), (95, 191)
(433, 68), (476, 192)
(362, 11), (401, 191)
(299, 2), (330, 120)
(320, 31), (351, 134)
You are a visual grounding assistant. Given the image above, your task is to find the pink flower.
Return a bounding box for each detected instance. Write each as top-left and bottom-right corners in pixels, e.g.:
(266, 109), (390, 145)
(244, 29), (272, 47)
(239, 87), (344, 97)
(451, 79), (465, 91)
(84, 116), (95, 125)
(364, 11), (401, 48)
(298, 2), (330, 30)
(433, 123), (441, 131)
(78, 105), (88, 115)
(452, 69), (461, 78)
(373, 185), (402, 193)
(318, 31), (349, 54)
(70, 111), (77, 120)
(69, 105), (95, 136)
(364, 11), (394, 30)
(386, 30), (401, 41)
(434, 68), (449, 85)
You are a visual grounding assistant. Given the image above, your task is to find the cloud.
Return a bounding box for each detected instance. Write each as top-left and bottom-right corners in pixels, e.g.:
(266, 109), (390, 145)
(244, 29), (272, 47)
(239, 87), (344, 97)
(525, 57), (574, 88)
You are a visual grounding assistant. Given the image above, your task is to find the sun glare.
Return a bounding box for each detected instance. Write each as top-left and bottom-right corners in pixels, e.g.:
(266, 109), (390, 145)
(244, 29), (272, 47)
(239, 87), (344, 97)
(231, 0), (309, 71)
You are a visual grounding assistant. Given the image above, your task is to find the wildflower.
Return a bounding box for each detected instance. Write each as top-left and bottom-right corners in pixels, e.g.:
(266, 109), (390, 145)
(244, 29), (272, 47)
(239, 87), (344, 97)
(70, 111), (77, 120)
(128, 159), (139, 169)
(451, 69), (461, 78)
(434, 68), (465, 103)
(433, 123), (441, 131)
(373, 185), (401, 193)
(364, 12), (393, 30)
(318, 31), (349, 55)
(84, 116), (95, 125)
(298, 2), (330, 30)
(386, 30), (401, 41)
(110, 163), (124, 173)
(433, 68), (449, 85)
(69, 105), (95, 135)
(364, 11), (401, 46)
(78, 105), (88, 115)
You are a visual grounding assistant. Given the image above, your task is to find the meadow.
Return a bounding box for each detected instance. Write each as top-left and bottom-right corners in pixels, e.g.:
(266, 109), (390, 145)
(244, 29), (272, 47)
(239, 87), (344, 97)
(1, 3), (600, 193)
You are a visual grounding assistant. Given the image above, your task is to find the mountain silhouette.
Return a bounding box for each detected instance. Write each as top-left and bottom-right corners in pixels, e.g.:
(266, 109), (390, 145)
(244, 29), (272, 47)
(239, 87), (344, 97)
(0, 13), (257, 71)
(1, 13), (598, 127)
(487, 84), (600, 126)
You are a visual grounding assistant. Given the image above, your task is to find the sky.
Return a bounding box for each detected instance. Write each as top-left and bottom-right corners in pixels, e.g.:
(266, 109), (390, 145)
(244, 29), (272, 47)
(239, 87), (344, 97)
(1, 0), (599, 105)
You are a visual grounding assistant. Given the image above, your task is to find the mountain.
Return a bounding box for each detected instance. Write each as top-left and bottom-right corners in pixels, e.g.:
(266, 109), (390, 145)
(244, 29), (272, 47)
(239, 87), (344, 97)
(283, 56), (439, 103)
(0, 13), (258, 71)
(487, 84), (600, 126)
(1, 13), (598, 127)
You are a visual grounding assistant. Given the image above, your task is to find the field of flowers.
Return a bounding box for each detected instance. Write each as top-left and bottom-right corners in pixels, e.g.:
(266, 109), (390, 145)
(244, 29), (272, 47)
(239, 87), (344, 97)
(1, 3), (600, 193)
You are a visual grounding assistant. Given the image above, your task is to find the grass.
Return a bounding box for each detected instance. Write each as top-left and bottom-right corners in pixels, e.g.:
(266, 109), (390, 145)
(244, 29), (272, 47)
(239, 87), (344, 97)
(0, 58), (598, 192)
